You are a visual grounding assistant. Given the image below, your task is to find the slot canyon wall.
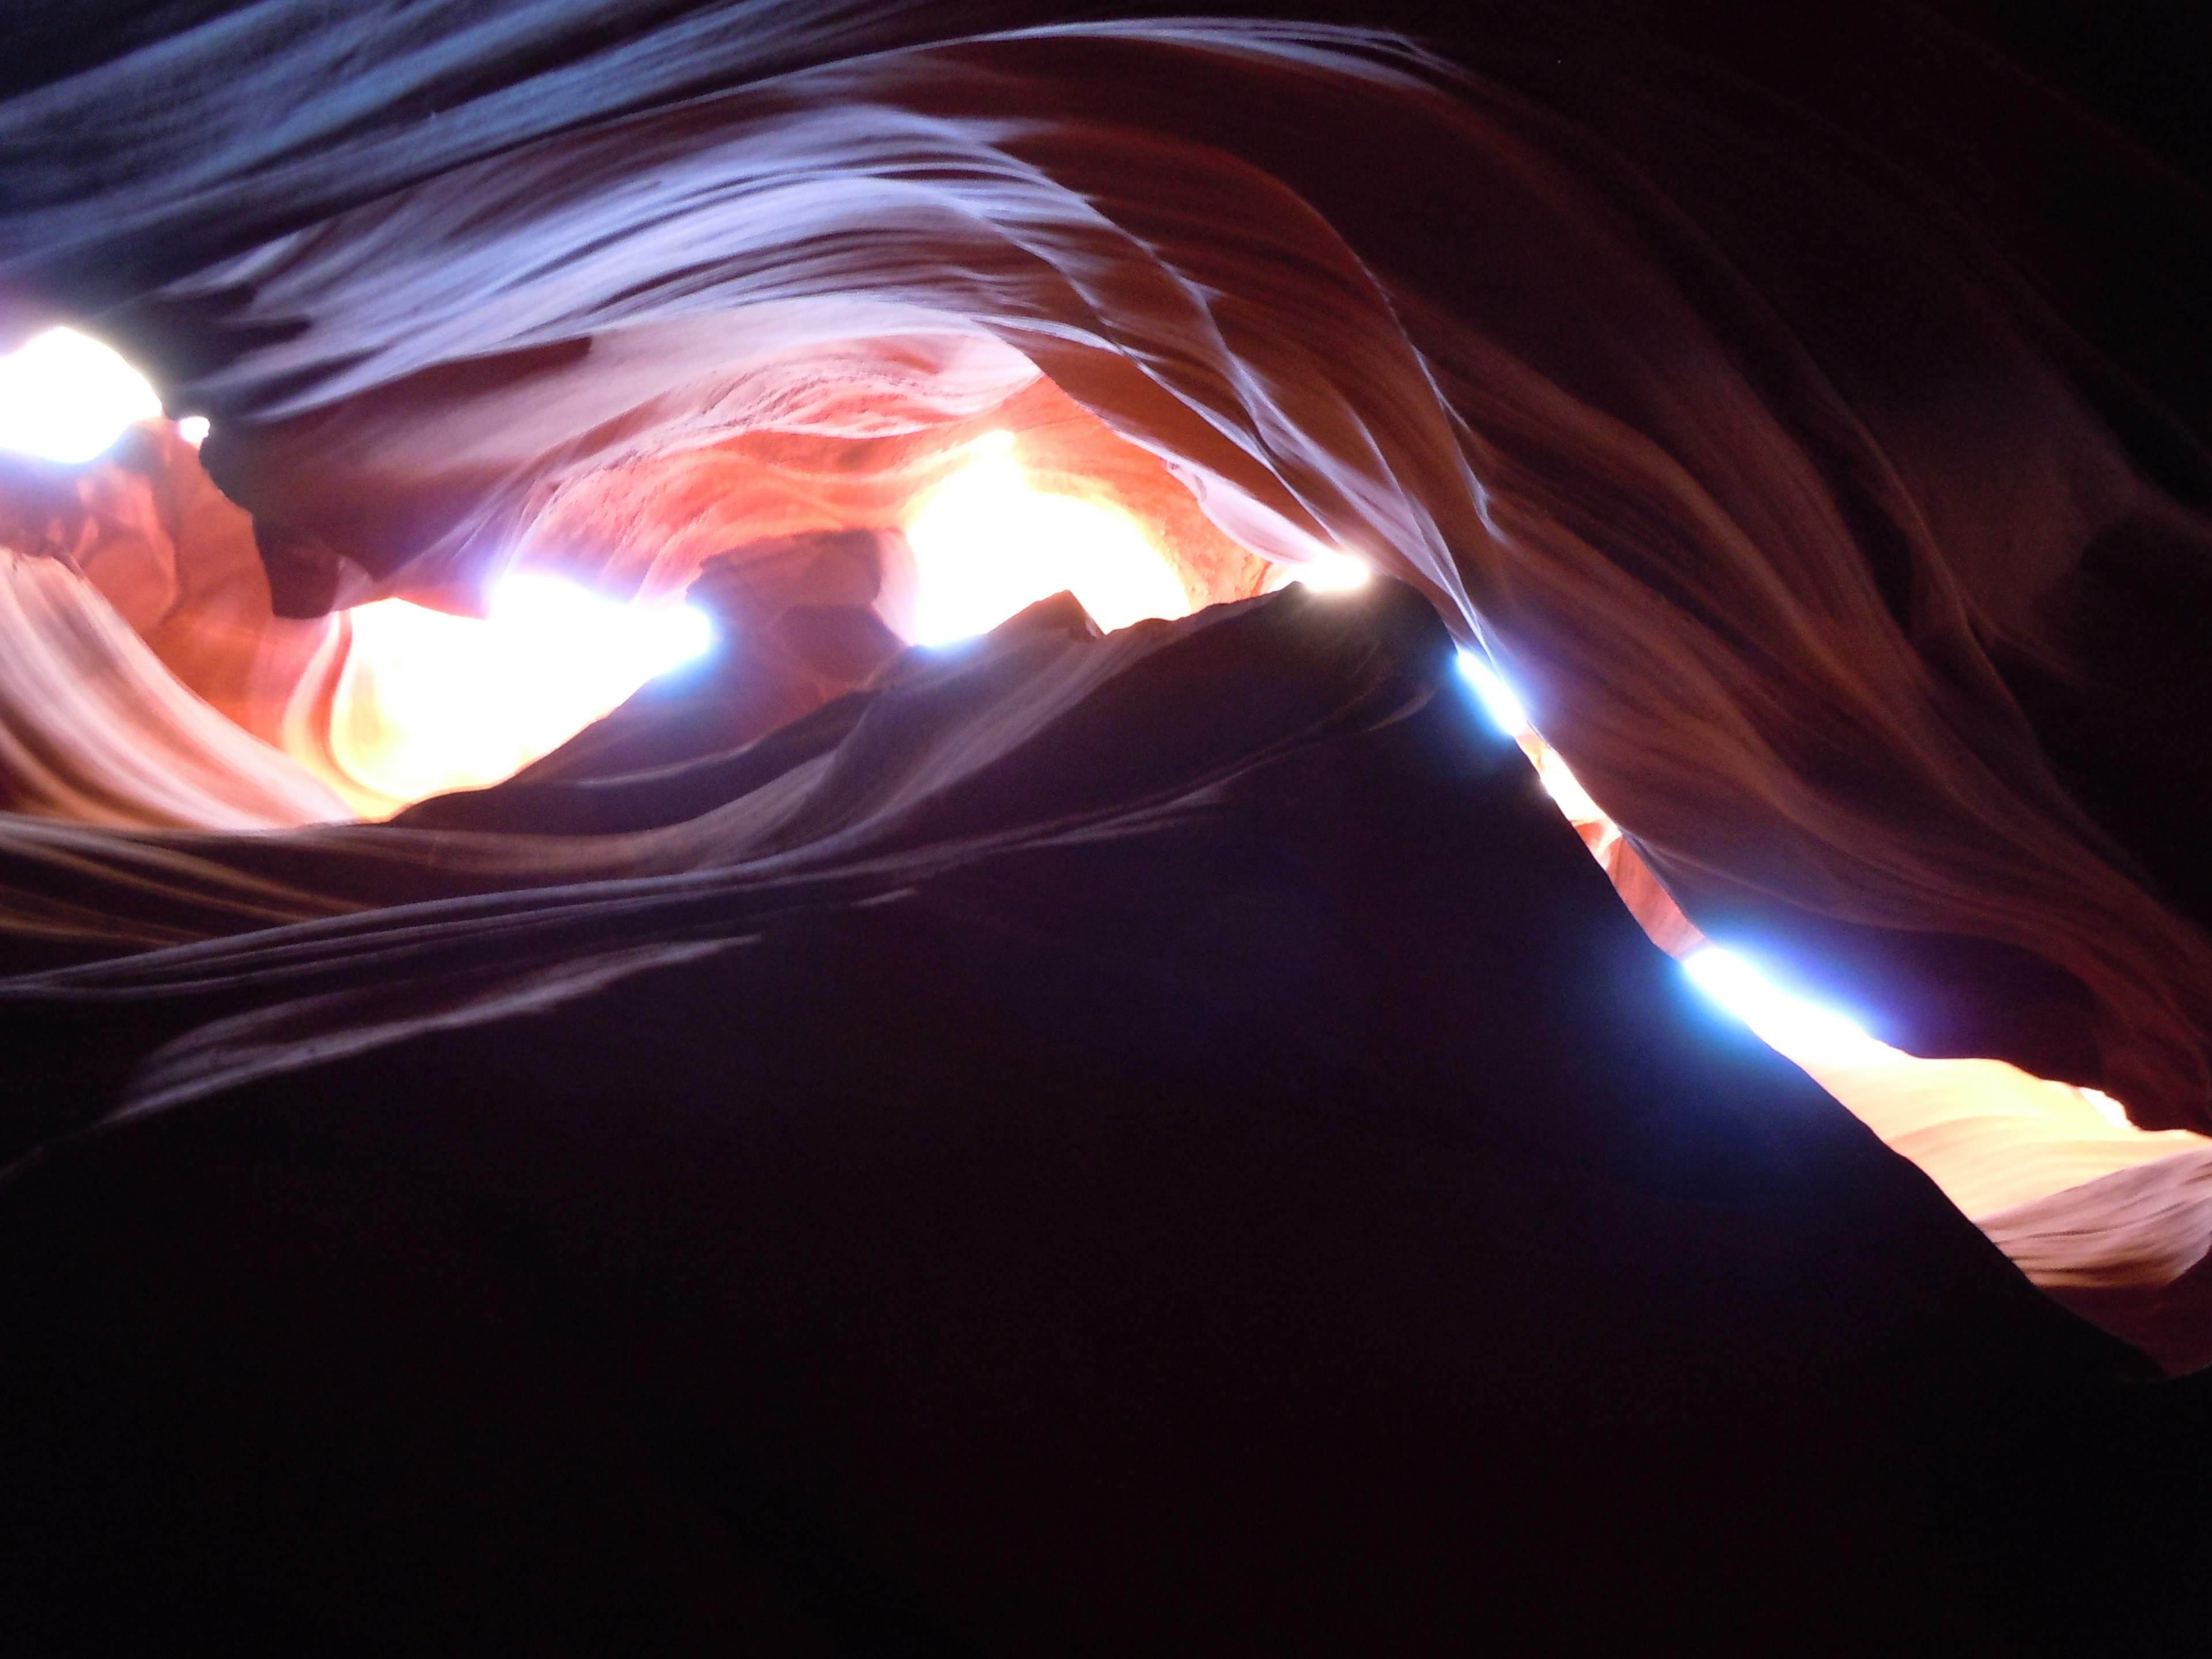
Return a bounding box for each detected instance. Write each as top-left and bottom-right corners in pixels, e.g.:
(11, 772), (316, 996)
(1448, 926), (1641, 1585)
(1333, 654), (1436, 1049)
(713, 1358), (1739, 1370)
(5, 2), (2212, 1650)
(7, 0), (2212, 1126)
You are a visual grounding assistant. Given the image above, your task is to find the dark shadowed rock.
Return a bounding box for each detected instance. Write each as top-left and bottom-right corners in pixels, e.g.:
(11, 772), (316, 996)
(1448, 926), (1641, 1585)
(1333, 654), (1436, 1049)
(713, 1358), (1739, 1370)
(3, 583), (2206, 1653)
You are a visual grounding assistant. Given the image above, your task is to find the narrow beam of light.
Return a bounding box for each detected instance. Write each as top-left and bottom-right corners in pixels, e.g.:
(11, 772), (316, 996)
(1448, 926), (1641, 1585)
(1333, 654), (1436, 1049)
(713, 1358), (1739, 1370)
(1455, 649), (1602, 817)
(1533, 750), (1603, 821)
(333, 572), (714, 806)
(0, 327), (165, 465)
(902, 433), (1191, 645)
(1455, 649), (1531, 736)
(1683, 946), (1872, 1055)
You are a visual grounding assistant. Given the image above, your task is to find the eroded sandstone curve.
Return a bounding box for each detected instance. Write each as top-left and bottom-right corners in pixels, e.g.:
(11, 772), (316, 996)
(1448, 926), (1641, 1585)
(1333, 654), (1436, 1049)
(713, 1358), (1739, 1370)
(8, 2), (2211, 1129)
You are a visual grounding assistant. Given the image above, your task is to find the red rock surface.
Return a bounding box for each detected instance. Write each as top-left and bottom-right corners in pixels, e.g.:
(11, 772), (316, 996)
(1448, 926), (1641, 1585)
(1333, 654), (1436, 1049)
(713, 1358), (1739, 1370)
(8, 6), (2209, 1128)
(5, 3), (2212, 1646)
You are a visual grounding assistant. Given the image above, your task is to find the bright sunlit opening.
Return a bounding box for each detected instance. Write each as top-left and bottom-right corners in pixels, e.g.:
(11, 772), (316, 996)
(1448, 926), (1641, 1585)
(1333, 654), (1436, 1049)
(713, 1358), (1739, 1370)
(1456, 650), (1531, 736)
(176, 415), (210, 448)
(1684, 946), (1872, 1055)
(902, 433), (1191, 645)
(1278, 551), (1373, 592)
(1453, 649), (1601, 816)
(332, 572), (714, 806)
(1535, 749), (1604, 820)
(0, 327), (165, 465)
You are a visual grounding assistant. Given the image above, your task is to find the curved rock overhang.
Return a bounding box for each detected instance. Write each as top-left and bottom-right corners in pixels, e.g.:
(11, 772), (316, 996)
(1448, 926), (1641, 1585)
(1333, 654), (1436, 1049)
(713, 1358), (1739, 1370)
(8, 2), (2212, 1130)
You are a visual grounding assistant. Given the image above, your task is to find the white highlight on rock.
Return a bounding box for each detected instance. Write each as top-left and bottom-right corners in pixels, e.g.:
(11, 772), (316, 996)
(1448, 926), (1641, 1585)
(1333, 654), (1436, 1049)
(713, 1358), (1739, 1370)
(903, 432), (1191, 645)
(333, 572), (714, 806)
(0, 327), (165, 465)
(1684, 945), (1872, 1055)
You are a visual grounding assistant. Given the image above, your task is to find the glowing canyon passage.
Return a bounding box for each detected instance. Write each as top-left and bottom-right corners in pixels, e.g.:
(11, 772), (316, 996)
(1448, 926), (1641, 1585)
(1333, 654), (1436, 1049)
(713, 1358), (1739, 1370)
(3, 2), (2212, 1652)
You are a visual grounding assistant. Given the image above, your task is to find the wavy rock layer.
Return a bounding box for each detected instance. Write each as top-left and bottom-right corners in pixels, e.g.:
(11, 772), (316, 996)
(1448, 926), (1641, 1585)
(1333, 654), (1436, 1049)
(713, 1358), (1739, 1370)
(5, 5), (2212, 1638)
(1981, 1148), (2212, 1376)
(0, 549), (344, 830)
(7, 2), (2211, 1130)
(0, 375), (1266, 819)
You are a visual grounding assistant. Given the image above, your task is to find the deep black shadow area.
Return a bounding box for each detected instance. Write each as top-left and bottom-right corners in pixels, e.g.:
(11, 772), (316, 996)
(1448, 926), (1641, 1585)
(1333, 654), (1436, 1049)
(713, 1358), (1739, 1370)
(2, 585), (2207, 1654)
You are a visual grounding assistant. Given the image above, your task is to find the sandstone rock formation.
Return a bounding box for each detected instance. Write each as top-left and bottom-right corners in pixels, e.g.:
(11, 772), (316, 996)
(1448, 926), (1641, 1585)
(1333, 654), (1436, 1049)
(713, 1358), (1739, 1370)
(3, 2), (2212, 1647)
